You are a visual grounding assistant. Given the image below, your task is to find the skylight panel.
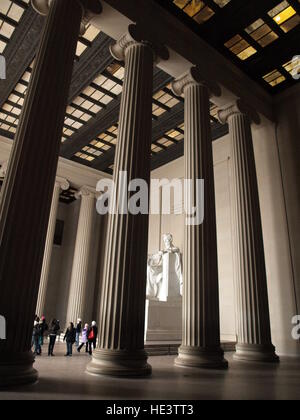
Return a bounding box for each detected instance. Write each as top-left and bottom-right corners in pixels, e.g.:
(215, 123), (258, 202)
(224, 34), (257, 60)
(268, 1), (300, 33)
(82, 24), (101, 43)
(283, 57), (300, 77)
(263, 69), (286, 87)
(152, 144), (164, 153)
(245, 18), (279, 48)
(173, 0), (215, 25)
(0, 0), (27, 54)
(213, 0), (231, 7)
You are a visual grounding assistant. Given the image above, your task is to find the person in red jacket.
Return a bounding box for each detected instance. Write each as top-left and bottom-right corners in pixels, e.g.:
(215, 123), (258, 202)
(88, 321), (98, 355)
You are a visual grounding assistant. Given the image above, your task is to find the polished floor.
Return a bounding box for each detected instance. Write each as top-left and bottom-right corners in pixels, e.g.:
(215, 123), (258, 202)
(1, 343), (300, 400)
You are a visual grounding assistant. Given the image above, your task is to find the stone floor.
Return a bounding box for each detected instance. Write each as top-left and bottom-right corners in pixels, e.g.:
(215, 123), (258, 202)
(1, 343), (300, 400)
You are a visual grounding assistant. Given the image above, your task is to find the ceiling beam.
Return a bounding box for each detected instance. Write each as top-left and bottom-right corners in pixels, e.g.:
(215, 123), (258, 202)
(61, 68), (173, 160)
(198, 0), (282, 47)
(152, 102), (183, 140)
(246, 26), (300, 76)
(99, 0), (274, 121)
(61, 96), (121, 160)
(90, 100), (184, 172)
(0, 7), (43, 108)
(154, 0), (300, 96)
(151, 122), (229, 170)
(0, 1), (115, 124)
(90, 97), (228, 174)
(68, 32), (114, 102)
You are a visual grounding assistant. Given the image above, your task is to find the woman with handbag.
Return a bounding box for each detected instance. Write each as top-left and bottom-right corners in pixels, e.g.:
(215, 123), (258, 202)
(88, 321), (98, 355)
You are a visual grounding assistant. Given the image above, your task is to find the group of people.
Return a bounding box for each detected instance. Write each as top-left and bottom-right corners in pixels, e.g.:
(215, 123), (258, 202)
(32, 316), (98, 358)
(64, 319), (98, 357)
(32, 316), (60, 357)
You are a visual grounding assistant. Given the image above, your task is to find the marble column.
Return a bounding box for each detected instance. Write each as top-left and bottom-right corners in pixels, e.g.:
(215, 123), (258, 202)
(171, 67), (228, 369)
(86, 25), (169, 377)
(0, 0), (102, 386)
(36, 177), (69, 317)
(218, 100), (279, 363)
(66, 187), (96, 325)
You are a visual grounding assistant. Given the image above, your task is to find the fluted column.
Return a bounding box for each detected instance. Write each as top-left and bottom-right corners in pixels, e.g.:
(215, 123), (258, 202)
(218, 100), (279, 363)
(171, 67), (228, 369)
(87, 25), (169, 377)
(0, 0), (102, 387)
(66, 187), (96, 325)
(36, 177), (69, 317)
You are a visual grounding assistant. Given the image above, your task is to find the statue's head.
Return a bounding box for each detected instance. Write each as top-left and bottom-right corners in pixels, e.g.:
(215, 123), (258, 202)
(163, 233), (173, 250)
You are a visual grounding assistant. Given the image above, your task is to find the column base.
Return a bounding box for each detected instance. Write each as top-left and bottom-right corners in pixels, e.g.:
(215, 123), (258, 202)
(0, 352), (38, 387)
(175, 345), (228, 370)
(234, 343), (280, 363)
(86, 348), (152, 377)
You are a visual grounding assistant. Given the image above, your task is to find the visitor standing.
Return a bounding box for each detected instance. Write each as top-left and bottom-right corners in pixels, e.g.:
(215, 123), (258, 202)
(48, 319), (60, 356)
(77, 323), (89, 353)
(75, 318), (82, 348)
(40, 316), (48, 346)
(63, 322), (76, 357)
(32, 321), (41, 356)
(88, 321), (98, 355)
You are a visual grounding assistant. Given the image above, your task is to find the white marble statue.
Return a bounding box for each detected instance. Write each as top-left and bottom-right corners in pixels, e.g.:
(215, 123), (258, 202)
(146, 233), (183, 301)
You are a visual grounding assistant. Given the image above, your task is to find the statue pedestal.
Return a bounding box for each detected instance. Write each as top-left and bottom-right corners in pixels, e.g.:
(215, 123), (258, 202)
(145, 298), (182, 342)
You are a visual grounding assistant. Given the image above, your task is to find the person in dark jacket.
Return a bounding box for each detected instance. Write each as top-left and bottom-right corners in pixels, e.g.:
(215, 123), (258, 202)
(63, 322), (76, 357)
(40, 316), (48, 346)
(75, 319), (82, 348)
(88, 321), (98, 355)
(48, 319), (60, 357)
(32, 321), (42, 356)
(32, 316), (39, 347)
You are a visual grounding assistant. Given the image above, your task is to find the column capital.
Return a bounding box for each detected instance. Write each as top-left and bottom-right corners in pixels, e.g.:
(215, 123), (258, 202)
(110, 24), (169, 63)
(75, 185), (97, 200)
(31, 0), (102, 35)
(218, 99), (260, 125)
(171, 66), (221, 98)
(55, 177), (69, 191)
